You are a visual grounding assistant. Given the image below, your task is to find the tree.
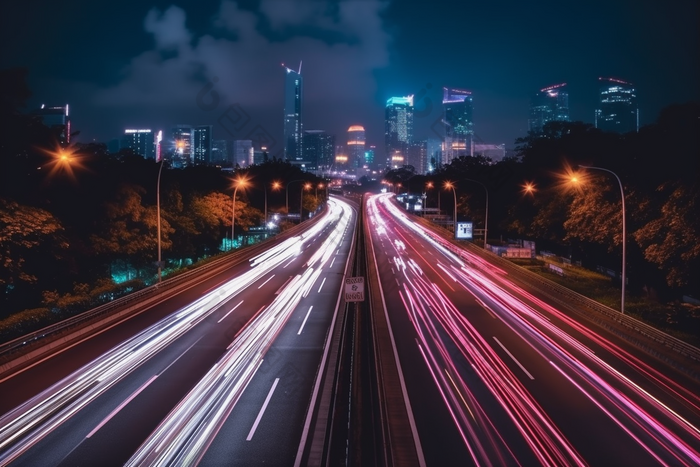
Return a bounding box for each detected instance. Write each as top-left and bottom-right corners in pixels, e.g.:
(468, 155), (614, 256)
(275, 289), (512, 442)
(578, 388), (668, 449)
(163, 188), (199, 258)
(0, 198), (67, 313)
(90, 184), (172, 270)
(634, 181), (700, 289)
(0, 198), (68, 291)
(563, 182), (622, 249)
(190, 191), (262, 238)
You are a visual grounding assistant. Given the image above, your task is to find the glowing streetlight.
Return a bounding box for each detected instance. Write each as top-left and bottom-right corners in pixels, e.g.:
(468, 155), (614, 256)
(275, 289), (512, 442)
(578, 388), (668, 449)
(523, 182), (536, 195)
(156, 160), (165, 282)
(231, 176), (249, 248)
(265, 181), (281, 231)
(425, 181), (435, 213)
(577, 164), (627, 314)
(443, 181), (458, 234)
(301, 182), (312, 220)
(42, 145), (83, 180)
(460, 178), (489, 248)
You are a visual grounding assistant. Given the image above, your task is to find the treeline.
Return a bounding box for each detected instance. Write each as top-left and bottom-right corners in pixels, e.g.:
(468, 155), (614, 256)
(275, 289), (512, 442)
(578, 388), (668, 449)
(385, 102), (700, 300)
(0, 69), (323, 323)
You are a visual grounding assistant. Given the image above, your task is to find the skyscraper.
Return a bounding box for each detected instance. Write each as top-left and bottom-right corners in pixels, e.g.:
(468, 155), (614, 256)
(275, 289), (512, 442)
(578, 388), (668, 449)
(347, 125), (366, 169)
(595, 78), (639, 133)
(385, 96), (414, 168)
(122, 129), (155, 159)
(364, 145), (376, 170)
(34, 104), (70, 145)
(442, 87), (473, 162)
(172, 125), (193, 168)
(407, 140), (428, 174)
(233, 140), (254, 167)
(211, 139), (229, 165)
(334, 144), (349, 169)
(528, 83), (570, 134)
(283, 64), (303, 164)
(303, 130), (334, 172)
(193, 125), (212, 165)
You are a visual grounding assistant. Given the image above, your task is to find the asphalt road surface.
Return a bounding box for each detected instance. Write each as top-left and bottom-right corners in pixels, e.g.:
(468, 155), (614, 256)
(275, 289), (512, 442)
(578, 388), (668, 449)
(0, 197), (356, 467)
(366, 193), (700, 467)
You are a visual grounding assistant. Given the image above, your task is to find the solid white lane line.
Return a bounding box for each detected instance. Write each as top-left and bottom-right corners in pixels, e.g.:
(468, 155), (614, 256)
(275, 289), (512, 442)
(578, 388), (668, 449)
(218, 300), (244, 323)
(329, 257), (336, 268)
(298, 306), (314, 335)
(317, 277), (327, 293)
(257, 274), (276, 289)
(493, 337), (535, 380)
(86, 375), (158, 438)
(246, 378), (280, 441)
(159, 336), (203, 375)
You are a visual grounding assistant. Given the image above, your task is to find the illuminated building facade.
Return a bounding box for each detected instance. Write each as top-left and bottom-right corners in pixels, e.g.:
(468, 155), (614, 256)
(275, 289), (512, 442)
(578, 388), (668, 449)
(364, 145), (376, 169)
(34, 104), (71, 145)
(334, 144), (349, 169)
(347, 125), (366, 169)
(172, 125), (193, 168)
(528, 83), (570, 134)
(211, 139), (229, 165)
(283, 65), (304, 164)
(385, 96), (414, 167)
(595, 77), (638, 133)
(443, 87), (473, 162)
(122, 129), (155, 159)
(303, 130), (334, 172)
(407, 140), (428, 174)
(193, 125), (212, 166)
(233, 140), (254, 167)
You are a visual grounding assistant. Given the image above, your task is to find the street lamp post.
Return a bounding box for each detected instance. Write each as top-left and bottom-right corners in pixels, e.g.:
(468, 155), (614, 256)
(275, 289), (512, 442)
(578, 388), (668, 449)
(301, 183), (312, 220)
(285, 179), (305, 219)
(578, 164), (627, 314)
(231, 177), (248, 250)
(156, 159), (164, 283)
(462, 178), (489, 248)
(265, 181), (281, 232)
(425, 181), (434, 215)
(444, 181), (458, 234)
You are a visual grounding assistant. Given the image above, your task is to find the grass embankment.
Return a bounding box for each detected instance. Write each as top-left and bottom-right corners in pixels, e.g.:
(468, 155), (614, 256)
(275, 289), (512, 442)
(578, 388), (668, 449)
(508, 256), (700, 347)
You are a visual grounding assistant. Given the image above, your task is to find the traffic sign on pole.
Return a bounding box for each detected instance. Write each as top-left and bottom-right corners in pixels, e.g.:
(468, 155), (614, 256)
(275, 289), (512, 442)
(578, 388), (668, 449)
(344, 277), (365, 302)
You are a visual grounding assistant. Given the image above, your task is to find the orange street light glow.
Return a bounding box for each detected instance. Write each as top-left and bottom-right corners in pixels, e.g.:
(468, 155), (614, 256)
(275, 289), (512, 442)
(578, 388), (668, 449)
(523, 182), (537, 195)
(40, 144), (86, 180)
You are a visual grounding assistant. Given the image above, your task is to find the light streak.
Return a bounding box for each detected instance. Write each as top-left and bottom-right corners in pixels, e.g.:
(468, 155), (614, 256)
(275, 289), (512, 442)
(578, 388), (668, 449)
(0, 198), (354, 466)
(367, 192), (700, 466)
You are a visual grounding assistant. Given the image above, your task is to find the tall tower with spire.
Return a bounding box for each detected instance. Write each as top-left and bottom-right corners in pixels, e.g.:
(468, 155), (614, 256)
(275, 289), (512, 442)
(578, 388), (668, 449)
(283, 63), (303, 163)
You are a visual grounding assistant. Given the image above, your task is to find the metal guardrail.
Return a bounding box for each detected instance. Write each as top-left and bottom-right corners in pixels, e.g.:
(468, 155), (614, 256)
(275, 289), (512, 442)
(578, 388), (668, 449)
(466, 243), (700, 364)
(0, 210), (328, 362)
(409, 209), (700, 370)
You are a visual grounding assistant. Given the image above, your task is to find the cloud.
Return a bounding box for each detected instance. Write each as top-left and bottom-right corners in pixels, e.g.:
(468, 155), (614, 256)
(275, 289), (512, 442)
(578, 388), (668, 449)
(91, 0), (393, 147)
(144, 6), (192, 50)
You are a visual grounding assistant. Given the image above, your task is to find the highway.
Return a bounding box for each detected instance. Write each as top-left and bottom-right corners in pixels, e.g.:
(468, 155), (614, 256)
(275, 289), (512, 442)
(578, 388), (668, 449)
(366, 193), (700, 467)
(0, 197), (356, 467)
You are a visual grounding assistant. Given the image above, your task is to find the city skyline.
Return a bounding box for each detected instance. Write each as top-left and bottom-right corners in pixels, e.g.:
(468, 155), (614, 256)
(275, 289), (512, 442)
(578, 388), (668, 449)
(4, 0), (697, 153)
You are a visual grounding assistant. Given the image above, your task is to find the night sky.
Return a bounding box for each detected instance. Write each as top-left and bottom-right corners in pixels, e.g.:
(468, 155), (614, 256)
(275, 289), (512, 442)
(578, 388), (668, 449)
(3, 0), (698, 153)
